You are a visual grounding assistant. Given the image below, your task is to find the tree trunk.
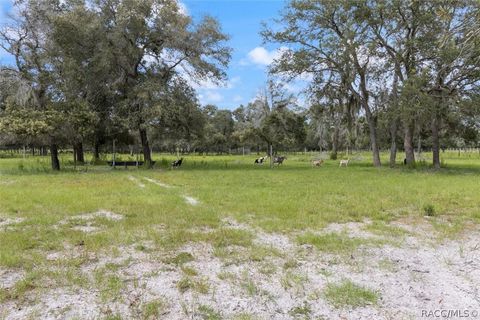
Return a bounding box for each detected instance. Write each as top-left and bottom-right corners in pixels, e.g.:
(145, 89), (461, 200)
(269, 143), (273, 168)
(73, 144), (77, 164)
(357, 70), (381, 167)
(389, 118), (398, 168)
(50, 140), (60, 171)
(403, 122), (415, 165)
(139, 128), (152, 167)
(431, 111), (440, 169)
(331, 126), (339, 160)
(364, 107), (381, 167)
(93, 142), (100, 161)
(417, 135), (422, 155)
(75, 142), (85, 163)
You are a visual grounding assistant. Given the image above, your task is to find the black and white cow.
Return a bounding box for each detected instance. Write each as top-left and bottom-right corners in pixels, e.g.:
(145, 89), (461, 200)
(254, 156), (267, 164)
(172, 158), (183, 168)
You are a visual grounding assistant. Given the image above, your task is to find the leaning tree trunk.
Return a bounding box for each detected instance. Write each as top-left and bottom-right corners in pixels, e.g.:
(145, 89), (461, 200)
(403, 122), (415, 165)
(75, 142), (84, 163)
(50, 139), (60, 171)
(431, 111), (441, 169)
(389, 118), (398, 168)
(358, 71), (381, 167)
(139, 128), (152, 167)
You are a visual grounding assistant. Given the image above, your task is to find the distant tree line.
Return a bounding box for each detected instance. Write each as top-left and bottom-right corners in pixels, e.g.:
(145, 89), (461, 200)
(1, 0), (479, 170)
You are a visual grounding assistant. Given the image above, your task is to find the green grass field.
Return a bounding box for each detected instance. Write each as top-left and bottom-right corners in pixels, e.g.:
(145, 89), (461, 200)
(1, 151), (479, 319)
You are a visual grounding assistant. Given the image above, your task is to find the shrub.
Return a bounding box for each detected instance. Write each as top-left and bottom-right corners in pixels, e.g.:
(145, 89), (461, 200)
(423, 204), (436, 216)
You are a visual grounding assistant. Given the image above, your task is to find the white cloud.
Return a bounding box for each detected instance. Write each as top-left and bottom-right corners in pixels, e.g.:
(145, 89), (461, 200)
(192, 76), (240, 90)
(233, 95), (243, 103)
(244, 46), (289, 66)
(198, 91), (223, 105)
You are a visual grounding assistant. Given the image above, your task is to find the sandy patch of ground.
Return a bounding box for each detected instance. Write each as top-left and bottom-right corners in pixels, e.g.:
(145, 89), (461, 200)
(54, 210), (124, 233)
(0, 217), (25, 230)
(70, 209), (124, 222)
(142, 176), (200, 206)
(143, 177), (171, 188)
(0, 180), (16, 185)
(0, 268), (25, 290)
(127, 176), (145, 188)
(182, 195), (200, 206)
(2, 218), (480, 319)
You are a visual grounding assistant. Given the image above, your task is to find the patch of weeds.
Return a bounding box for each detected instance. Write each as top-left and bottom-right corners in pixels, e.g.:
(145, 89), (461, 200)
(11, 270), (42, 300)
(248, 245), (280, 261)
(94, 268), (124, 301)
(213, 246), (248, 265)
(180, 301), (190, 318)
(280, 271), (308, 290)
(378, 258), (397, 273)
(0, 287), (8, 303)
(288, 301), (311, 318)
(103, 275), (123, 300)
(258, 262), (277, 275)
(232, 313), (259, 320)
(324, 280), (379, 308)
(166, 252), (194, 265)
(431, 216), (466, 239)
(209, 228), (253, 248)
(194, 277), (210, 294)
(307, 289), (322, 301)
(240, 272), (258, 296)
(181, 265), (198, 276)
(177, 277), (193, 293)
(177, 277), (210, 294)
(318, 268), (332, 277)
(142, 299), (168, 319)
(423, 204), (436, 217)
(135, 244), (149, 252)
(365, 221), (409, 237)
(217, 271), (236, 281)
(283, 259), (299, 269)
(64, 267), (89, 288)
(104, 262), (122, 272)
(297, 232), (372, 254)
(197, 305), (221, 320)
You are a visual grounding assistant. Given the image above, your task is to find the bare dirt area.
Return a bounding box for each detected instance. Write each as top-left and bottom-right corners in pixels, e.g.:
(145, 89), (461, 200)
(1, 218), (480, 320)
(52, 210), (125, 234)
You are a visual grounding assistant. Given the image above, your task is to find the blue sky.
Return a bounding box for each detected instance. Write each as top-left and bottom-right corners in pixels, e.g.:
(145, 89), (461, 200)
(183, 0), (289, 109)
(0, 0), (303, 110)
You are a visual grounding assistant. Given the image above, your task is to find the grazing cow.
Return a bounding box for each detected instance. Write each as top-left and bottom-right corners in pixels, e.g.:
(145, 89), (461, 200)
(273, 156), (286, 166)
(172, 158), (183, 168)
(254, 156), (267, 165)
(312, 159), (324, 167)
(339, 159), (349, 167)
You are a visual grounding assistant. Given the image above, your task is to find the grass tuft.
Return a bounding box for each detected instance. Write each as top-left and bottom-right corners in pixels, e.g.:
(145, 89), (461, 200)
(324, 279), (379, 308)
(297, 232), (371, 253)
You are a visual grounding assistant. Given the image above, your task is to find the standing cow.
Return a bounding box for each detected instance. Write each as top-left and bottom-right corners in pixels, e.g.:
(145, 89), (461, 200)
(254, 156), (267, 164)
(273, 156), (286, 166)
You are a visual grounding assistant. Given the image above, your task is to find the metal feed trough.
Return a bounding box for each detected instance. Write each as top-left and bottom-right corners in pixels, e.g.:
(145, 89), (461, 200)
(107, 161), (155, 168)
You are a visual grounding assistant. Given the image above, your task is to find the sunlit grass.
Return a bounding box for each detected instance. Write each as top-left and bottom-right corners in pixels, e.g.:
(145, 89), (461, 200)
(0, 150), (479, 303)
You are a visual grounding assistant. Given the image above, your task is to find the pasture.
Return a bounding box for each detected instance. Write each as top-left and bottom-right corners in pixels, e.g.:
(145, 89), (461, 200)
(1, 151), (480, 319)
